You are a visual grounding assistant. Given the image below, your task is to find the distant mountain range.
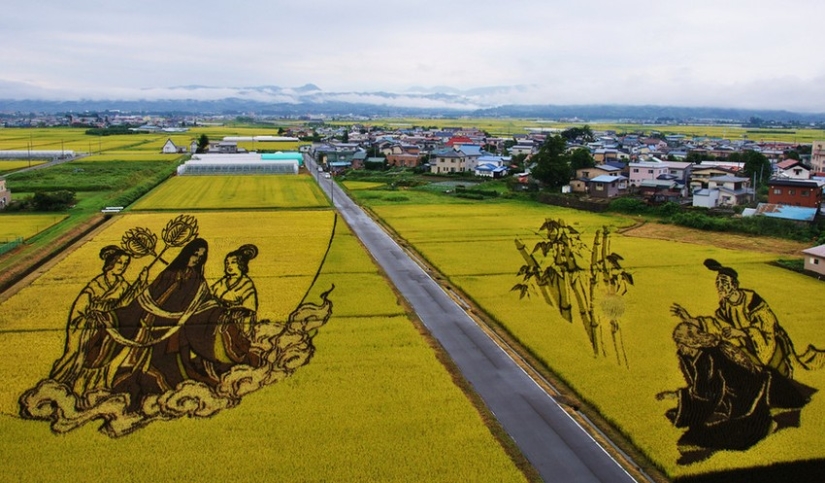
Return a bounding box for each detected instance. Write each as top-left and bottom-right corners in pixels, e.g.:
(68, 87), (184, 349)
(1, 84), (824, 123)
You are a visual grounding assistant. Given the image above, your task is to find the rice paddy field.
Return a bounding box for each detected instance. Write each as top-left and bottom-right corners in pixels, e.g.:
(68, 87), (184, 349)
(0, 160), (47, 173)
(0, 214), (67, 241)
(359, 196), (825, 480)
(0, 179), (529, 482)
(130, 175), (330, 210)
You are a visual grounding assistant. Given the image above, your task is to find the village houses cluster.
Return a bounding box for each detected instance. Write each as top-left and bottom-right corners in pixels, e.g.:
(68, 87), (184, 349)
(299, 124), (825, 212)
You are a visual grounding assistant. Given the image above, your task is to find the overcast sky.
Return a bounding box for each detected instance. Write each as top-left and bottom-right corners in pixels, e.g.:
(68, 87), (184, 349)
(2, 0), (824, 112)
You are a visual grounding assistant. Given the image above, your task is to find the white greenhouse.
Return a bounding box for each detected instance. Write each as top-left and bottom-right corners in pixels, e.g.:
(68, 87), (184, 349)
(176, 153), (301, 175)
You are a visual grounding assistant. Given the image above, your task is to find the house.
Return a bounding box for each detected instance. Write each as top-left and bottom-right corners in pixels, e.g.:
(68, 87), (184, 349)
(628, 161), (670, 187)
(692, 175), (752, 208)
(638, 179), (684, 204)
(689, 165), (739, 191)
(802, 244), (825, 277)
(474, 155), (510, 178)
(812, 141), (825, 173)
(510, 142), (537, 157)
(350, 151), (368, 170)
(161, 138), (178, 154)
(571, 165), (623, 193)
(774, 159), (812, 180)
(587, 175), (628, 199)
(0, 178), (9, 209)
(767, 179), (824, 209)
(430, 148), (468, 174)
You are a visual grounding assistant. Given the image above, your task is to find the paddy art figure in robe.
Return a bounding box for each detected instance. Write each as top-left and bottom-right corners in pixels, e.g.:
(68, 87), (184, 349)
(50, 246), (147, 400)
(20, 214), (336, 437)
(109, 238), (256, 412)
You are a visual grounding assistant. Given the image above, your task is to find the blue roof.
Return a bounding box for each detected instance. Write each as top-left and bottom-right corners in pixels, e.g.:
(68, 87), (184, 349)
(755, 203), (818, 222)
(261, 152), (303, 162)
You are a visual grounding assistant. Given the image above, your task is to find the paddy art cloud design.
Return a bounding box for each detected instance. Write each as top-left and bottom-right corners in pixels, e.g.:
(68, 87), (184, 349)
(19, 214), (335, 437)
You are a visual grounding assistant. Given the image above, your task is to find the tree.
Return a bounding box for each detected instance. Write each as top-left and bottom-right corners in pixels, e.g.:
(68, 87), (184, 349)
(740, 151), (772, 187)
(196, 134), (209, 154)
(785, 150), (800, 161)
(570, 148), (596, 171)
(561, 125), (595, 143)
(529, 135), (572, 190)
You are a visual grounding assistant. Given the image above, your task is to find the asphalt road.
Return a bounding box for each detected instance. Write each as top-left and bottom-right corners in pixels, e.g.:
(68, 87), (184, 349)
(306, 157), (637, 483)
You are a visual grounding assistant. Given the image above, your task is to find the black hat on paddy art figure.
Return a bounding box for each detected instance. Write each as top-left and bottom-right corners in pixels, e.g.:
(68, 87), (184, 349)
(703, 258), (738, 280)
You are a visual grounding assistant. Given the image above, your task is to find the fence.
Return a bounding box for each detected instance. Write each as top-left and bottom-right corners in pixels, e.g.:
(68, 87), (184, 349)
(0, 237), (23, 256)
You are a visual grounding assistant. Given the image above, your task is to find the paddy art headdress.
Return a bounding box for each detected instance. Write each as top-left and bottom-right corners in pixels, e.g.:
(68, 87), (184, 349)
(703, 258), (738, 280)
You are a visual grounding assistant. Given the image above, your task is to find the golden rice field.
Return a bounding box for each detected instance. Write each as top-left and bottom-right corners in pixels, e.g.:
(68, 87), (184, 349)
(130, 174), (330, 211)
(81, 151), (185, 162)
(367, 201), (825, 480)
(0, 214), (68, 241)
(0, 160), (47, 173)
(0, 210), (527, 482)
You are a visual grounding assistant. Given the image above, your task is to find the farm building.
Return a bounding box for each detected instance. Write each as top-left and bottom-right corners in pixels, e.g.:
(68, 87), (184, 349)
(802, 244), (825, 277)
(0, 150), (75, 159)
(177, 152), (301, 175)
(0, 178), (9, 209)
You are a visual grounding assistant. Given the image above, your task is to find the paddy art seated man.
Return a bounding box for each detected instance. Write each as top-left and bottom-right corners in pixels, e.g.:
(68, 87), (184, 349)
(671, 259), (798, 378)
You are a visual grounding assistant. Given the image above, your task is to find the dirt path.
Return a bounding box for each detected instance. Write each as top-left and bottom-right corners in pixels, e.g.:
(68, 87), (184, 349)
(620, 221), (809, 256)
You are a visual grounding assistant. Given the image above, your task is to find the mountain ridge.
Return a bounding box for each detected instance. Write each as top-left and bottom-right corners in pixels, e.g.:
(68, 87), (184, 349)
(1, 84), (824, 122)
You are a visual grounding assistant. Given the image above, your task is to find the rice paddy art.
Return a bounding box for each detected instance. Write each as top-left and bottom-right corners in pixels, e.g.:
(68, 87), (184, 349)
(513, 218), (634, 366)
(19, 214), (336, 437)
(661, 258), (824, 465)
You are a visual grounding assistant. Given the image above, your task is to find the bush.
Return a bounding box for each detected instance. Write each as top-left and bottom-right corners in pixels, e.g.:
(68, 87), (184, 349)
(607, 197), (651, 215)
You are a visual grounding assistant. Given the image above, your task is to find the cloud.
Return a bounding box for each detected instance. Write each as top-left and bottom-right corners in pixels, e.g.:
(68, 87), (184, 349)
(2, 1), (825, 111)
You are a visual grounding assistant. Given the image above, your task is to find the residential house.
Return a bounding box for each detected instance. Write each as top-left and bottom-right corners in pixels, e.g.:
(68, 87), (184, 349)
(692, 175), (752, 208)
(638, 179), (684, 204)
(812, 141), (825, 173)
(571, 165), (623, 194)
(628, 161), (670, 188)
(161, 138), (179, 154)
(593, 148), (621, 164)
(587, 175), (628, 199)
(474, 155), (510, 178)
(689, 165), (738, 192)
(510, 142), (537, 157)
(802, 244), (825, 277)
(351, 151), (368, 170)
(767, 179), (824, 209)
(774, 159), (812, 180)
(0, 178), (9, 209)
(430, 148), (468, 174)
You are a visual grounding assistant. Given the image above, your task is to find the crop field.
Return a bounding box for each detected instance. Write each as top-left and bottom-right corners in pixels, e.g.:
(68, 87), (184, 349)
(333, 118), (825, 143)
(363, 198), (825, 480)
(0, 214), (67, 241)
(131, 174), (330, 210)
(81, 151), (185, 162)
(0, 160), (47, 173)
(0, 208), (528, 482)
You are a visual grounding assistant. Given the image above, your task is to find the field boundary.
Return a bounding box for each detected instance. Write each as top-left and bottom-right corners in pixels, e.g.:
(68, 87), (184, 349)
(0, 214), (113, 301)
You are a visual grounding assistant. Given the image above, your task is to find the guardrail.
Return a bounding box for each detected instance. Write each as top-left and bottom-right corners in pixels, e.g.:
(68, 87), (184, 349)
(0, 237), (24, 256)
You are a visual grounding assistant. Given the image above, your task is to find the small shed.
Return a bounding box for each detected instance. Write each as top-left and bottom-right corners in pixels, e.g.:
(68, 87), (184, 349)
(802, 244), (825, 277)
(161, 138), (178, 154)
(0, 178), (9, 209)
